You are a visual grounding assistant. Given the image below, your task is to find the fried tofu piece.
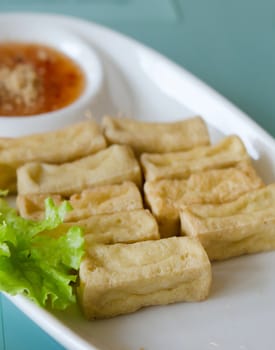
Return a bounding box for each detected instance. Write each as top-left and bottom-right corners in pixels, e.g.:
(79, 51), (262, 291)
(48, 209), (159, 244)
(83, 209), (159, 244)
(144, 161), (264, 237)
(78, 237), (211, 319)
(0, 121), (106, 193)
(102, 116), (210, 154)
(17, 145), (142, 196)
(141, 135), (249, 181)
(180, 184), (275, 261)
(17, 182), (143, 221)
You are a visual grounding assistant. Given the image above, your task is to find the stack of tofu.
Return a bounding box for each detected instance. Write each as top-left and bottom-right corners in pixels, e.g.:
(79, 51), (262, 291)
(1, 116), (273, 319)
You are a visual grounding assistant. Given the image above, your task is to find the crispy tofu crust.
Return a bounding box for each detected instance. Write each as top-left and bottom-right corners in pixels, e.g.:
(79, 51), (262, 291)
(16, 182), (143, 221)
(0, 121), (106, 193)
(78, 237), (211, 319)
(180, 184), (275, 261)
(102, 116), (210, 154)
(17, 145), (142, 196)
(144, 161), (264, 237)
(141, 135), (249, 181)
(47, 209), (159, 244)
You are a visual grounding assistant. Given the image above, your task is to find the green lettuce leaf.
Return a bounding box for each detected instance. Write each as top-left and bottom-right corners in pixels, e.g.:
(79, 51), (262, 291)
(0, 197), (84, 310)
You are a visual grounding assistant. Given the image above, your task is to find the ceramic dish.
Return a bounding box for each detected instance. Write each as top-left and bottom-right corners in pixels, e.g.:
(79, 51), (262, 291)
(1, 12), (275, 350)
(0, 17), (103, 137)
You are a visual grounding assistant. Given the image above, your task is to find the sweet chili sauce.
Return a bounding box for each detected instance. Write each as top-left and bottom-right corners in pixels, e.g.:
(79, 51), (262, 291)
(0, 43), (85, 116)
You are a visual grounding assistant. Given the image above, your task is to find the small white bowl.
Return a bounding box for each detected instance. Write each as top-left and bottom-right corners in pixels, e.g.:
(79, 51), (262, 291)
(0, 20), (103, 137)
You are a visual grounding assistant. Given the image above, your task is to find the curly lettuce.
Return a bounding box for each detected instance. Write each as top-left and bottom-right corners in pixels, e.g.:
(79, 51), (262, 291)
(0, 197), (84, 310)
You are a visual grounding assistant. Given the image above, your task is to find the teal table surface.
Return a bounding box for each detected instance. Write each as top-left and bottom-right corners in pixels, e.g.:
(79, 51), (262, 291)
(0, 1), (274, 349)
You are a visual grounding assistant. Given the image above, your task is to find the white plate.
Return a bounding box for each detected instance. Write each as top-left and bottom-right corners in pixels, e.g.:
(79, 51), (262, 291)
(2, 12), (275, 350)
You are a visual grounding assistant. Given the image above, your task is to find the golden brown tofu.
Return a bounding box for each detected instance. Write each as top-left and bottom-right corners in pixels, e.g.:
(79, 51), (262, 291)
(180, 184), (275, 261)
(141, 135), (249, 181)
(0, 121), (106, 193)
(47, 209), (159, 244)
(102, 116), (210, 154)
(78, 237), (211, 319)
(17, 182), (143, 221)
(144, 161), (264, 237)
(17, 145), (142, 196)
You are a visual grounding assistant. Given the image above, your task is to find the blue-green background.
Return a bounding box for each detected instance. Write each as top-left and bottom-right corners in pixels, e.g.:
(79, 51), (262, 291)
(0, 1), (274, 349)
